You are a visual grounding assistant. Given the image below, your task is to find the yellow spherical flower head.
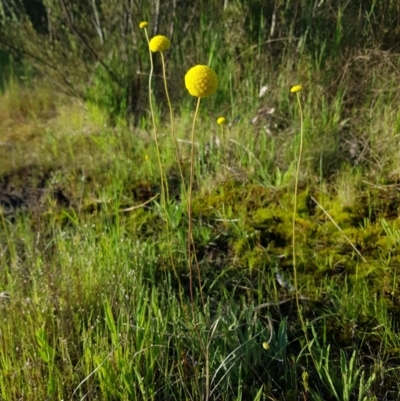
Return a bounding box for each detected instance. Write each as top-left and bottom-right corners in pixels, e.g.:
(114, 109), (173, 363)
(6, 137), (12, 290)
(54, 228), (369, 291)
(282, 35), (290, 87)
(139, 21), (148, 29)
(290, 85), (302, 93)
(149, 35), (171, 52)
(217, 117), (226, 125)
(185, 65), (218, 98)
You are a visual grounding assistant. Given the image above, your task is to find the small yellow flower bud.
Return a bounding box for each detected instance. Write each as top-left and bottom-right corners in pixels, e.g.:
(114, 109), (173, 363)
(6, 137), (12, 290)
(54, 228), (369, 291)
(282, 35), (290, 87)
(139, 21), (148, 29)
(290, 85), (302, 93)
(217, 117), (226, 125)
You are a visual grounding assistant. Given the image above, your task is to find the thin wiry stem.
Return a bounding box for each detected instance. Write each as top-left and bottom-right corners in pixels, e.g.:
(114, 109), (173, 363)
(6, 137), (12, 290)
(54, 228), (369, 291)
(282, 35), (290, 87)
(292, 88), (319, 373)
(144, 28), (167, 208)
(220, 123), (228, 167)
(144, 30), (182, 297)
(187, 98), (207, 401)
(188, 97), (203, 307)
(160, 51), (186, 197)
(292, 90), (307, 336)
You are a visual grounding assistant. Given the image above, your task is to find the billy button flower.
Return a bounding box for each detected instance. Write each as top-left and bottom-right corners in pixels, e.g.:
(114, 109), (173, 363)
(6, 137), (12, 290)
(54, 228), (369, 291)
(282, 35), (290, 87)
(139, 21), (148, 29)
(149, 35), (171, 52)
(217, 116), (226, 125)
(290, 85), (302, 93)
(184, 64), (218, 308)
(185, 65), (218, 98)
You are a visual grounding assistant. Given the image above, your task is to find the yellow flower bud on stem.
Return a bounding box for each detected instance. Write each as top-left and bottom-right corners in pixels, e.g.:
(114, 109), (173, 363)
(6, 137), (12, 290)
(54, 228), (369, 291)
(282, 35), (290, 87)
(216, 116), (227, 165)
(140, 21), (184, 298)
(185, 65), (218, 312)
(291, 85), (309, 358)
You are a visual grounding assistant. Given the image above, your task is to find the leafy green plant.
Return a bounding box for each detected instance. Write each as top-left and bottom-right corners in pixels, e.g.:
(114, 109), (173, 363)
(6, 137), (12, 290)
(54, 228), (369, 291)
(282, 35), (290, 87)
(36, 328), (57, 397)
(309, 327), (376, 401)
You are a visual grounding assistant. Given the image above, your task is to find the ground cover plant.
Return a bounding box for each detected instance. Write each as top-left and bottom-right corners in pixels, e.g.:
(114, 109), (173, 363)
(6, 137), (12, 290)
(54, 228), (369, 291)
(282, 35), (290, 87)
(1, 1), (400, 400)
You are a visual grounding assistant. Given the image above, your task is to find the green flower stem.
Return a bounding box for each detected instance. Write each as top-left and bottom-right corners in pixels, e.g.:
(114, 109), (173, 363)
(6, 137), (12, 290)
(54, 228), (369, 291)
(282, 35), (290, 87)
(293, 90), (307, 336)
(220, 123), (227, 166)
(188, 97), (204, 308)
(188, 97), (208, 401)
(160, 52), (186, 197)
(143, 28), (182, 295)
(292, 87), (319, 371)
(144, 28), (168, 206)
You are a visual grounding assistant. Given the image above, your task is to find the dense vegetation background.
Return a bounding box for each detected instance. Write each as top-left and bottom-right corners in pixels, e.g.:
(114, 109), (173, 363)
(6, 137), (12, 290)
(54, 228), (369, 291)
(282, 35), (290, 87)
(1, 1), (400, 400)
